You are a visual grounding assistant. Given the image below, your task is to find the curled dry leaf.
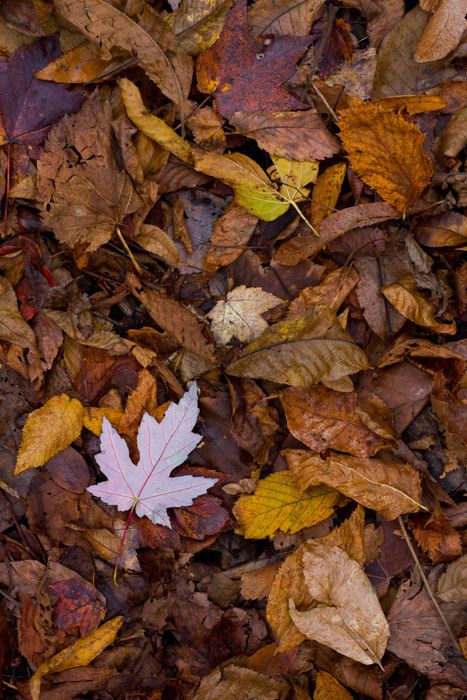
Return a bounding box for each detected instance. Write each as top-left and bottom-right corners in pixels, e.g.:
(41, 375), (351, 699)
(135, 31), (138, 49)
(0, 277), (37, 351)
(15, 394), (84, 474)
(415, 0), (467, 63)
(280, 385), (396, 457)
(207, 285), (282, 344)
(285, 449), (424, 519)
(338, 99), (432, 214)
(437, 554), (467, 603)
(289, 543), (389, 666)
(381, 275), (457, 334)
(232, 470), (340, 538)
(227, 307), (369, 391)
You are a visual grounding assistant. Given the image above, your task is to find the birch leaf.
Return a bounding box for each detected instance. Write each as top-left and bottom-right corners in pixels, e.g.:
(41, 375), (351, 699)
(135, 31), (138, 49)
(87, 383), (218, 527)
(207, 285), (282, 344)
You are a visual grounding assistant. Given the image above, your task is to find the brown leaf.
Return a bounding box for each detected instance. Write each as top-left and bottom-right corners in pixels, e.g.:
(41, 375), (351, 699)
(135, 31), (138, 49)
(286, 449), (424, 519)
(126, 272), (216, 363)
(288, 267), (359, 315)
(437, 108), (467, 158)
(410, 507), (463, 563)
(310, 162), (346, 233)
(50, 578), (105, 637)
(415, 0), (467, 62)
(248, 0), (325, 36)
(205, 203), (258, 272)
(415, 212), (467, 248)
(314, 671), (353, 700)
(192, 664), (287, 699)
(230, 378), (279, 465)
(0, 276), (37, 351)
(366, 518), (412, 596)
(240, 561), (282, 601)
(381, 275), (457, 334)
(343, 0), (404, 49)
(231, 109), (339, 161)
(437, 554), (467, 603)
(281, 385), (396, 457)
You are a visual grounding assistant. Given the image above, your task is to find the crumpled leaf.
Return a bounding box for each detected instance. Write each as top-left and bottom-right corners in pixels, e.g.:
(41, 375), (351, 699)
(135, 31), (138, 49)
(15, 394), (84, 474)
(280, 385), (396, 457)
(50, 578), (105, 637)
(167, 0), (232, 55)
(196, 0), (311, 119)
(339, 98), (432, 214)
(29, 616), (122, 700)
(415, 0), (467, 63)
(381, 275), (457, 334)
(437, 554), (467, 603)
(207, 285), (282, 344)
(231, 109), (339, 161)
(248, 0), (325, 36)
(88, 383), (218, 527)
(285, 449), (424, 519)
(233, 470), (340, 538)
(288, 543), (389, 665)
(54, 0), (192, 118)
(227, 307), (369, 391)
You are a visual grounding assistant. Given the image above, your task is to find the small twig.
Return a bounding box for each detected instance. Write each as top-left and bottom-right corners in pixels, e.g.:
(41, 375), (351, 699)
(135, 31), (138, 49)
(397, 516), (461, 652)
(115, 226), (143, 275)
(311, 80), (339, 123)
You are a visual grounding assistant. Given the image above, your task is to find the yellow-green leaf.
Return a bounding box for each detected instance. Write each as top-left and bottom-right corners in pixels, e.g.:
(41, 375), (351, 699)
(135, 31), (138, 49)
(233, 470), (340, 539)
(15, 395), (84, 474)
(29, 616), (123, 700)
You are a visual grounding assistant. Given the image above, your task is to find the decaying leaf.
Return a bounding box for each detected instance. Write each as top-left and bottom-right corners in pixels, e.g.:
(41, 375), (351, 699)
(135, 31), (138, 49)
(285, 449), (424, 519)
(233, 471), (340, 538)
(0, 277), (37, 351)
(415, 0), (467, 63)
(191, 664), (287, 699)
(205, 203), (258, 271)
(208, 285), (282, 344)
(437, 554), (467, 603)
(339, 98), (432, 214)
(167, 0), (232, 55)
(248, 0), (325, 36)
(289, 543), (389, 665)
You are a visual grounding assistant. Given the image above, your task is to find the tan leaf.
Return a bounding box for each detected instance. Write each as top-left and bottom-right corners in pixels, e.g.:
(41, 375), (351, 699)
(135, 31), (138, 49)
(285, 449), (424, 519)
(205, 203), (258, 272)
(415, 0), (467, 62)
(288, 267), (359, 314)
(248, 0), (325, 36)
(15, 395), (84, 474)
(45, 309), (131, 356)
(233, 470), (340, 538)
(240, 561), (282, 600)
(415, 212), (467, 248)
(281, 386), (395, 458)
(289, 543), (389, 665)
(126, 272), (216, 363)
(437, 107), (467, 158)
(310, 162), (346, 233)
(192, 664), (287, 699)
(54, 0), (192, 117)
(227, 307), (369, 390)
(381, 275), (457, 334)
(167, 0), (232, 55)
(207, 285), (282, 344)
(437, 554), (467, 603)
(319, 506), (366, 567)
(35, 41), (129, 83)
(338, 99), (432, 214)
(135, 224), (180, 266)
(314, 671), (353, 700)
(187, 106), (226, 152)
(0, 277), (37, 351)
(231, 109), (339, 161)
(38, 94), (142, 254)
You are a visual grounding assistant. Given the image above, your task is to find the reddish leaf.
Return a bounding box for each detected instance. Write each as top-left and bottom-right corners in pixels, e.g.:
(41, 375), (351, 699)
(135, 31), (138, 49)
(50, 578), (105, 637)
(0, 35), (84, 145)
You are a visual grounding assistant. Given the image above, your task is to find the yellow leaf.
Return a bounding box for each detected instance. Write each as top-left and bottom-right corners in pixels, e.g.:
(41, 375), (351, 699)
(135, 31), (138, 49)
(15, 395), (84, 474)
(83, 407), (123, 436)
(207, 285), (282, 344)
(285, 449), (425, 520)
(310, 162), (346, 232)
(36, 41), (129, 83)
(268, 155), (319, 231)
(233, 470), (340, 538)
(338, 99), (432, 214)
(314, 671), (353, 700)
(168, 0), (232, 55)
(120, 78), (193, 164)
(381, 275), (457, 334)
(227, 307), (369, 390)
(29, 616), (123, 700)
(374, 94), (447, 115)
(135, 224), (180, 266)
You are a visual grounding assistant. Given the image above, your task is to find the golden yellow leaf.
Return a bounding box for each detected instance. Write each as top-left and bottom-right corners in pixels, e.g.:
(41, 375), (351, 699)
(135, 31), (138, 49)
(233, 471), (340, 539)
(36, 41), (129, 83)
(207, 285), (282, 344)
(285, 449), (425, 520)
(374, 94), (447, 115)
(135, 224), (180, 266)
(289, 543), (389, 665)
(338, 99), (432, 214)
(314, 671), (353, 700)
(121, 78), (193, 164)
(310, 162), (346, 232)
(82, 407), (123, 436)
(29, 616), (123, 700)
(15, 395), (84, 474)
(381, 275), (457, 334)
(227, 307), (369, 390)
(167, 0), (232, 55)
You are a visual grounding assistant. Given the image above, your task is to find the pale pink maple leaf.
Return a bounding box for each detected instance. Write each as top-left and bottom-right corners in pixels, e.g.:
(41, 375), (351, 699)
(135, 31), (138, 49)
(87, 382), (217, 528)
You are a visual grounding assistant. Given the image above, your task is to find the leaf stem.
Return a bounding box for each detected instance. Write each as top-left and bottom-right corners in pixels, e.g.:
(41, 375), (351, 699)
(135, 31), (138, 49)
(113, 498), (139, 586)
(115, 226), (143, 274)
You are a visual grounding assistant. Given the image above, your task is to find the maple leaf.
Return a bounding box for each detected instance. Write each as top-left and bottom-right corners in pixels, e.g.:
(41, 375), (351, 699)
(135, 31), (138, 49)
(87, 383), (218, 528)
(196, 0), (311, 118)
(207, 285), (282, 344)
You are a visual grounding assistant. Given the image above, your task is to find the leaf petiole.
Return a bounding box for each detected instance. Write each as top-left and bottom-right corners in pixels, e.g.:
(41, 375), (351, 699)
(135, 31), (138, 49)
(113, 497), (139, 586)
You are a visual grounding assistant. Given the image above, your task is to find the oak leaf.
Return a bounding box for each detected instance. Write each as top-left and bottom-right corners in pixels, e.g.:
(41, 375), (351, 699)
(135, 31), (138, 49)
(232, 470), (340, 538)
(227, 307), (369, 391)
(338, 99), (432, 214)
(15, 394), (84, 474)
(285, 449), (424, 519)
(196, 0), (311, 118)
(437, 554), (467, 603)
(289, 543), (389, 665)
(281, 386), (395, 458)
(88, 383), (218, 527)
(208, 285), (282, 344)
